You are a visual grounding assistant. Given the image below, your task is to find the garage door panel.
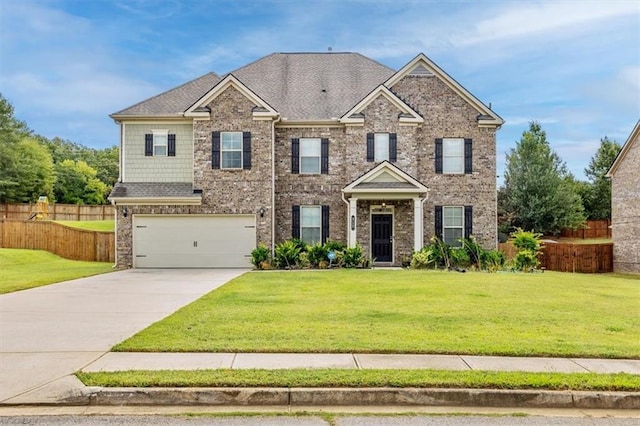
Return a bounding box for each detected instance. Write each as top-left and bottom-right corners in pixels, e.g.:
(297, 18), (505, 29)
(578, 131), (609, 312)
(133, 215), (256, 268)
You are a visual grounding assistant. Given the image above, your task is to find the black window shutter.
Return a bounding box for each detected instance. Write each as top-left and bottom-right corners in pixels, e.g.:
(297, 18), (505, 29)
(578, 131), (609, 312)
(321, 138), (329, 174)
(366, 133), (374, 162)
(291, 138), (300, 174)
(167, 134), (176, 157)
(464, 138), (472, 174)
(292, 205), (300, 239)
(242, 132), (252, 169)
(389, 133), (397, 162)
(464, 206), (473, 239)
(321, 205), (330, 244)
(435, 205), (443, 240)
(435, 138), (443, 174)
(212, 131), (221, 169)
(145, 134), (153, 156)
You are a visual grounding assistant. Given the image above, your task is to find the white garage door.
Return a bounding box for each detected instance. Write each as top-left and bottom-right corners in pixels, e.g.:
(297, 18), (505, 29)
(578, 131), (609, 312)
(133, 215), (256, 268)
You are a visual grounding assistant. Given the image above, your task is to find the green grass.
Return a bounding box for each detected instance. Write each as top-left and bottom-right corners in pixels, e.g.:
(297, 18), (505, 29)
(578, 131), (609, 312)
(55, 220), (115, 232)
(114, 270), (640, 358)
(76, 369), (640, 391)
(0, 248), (113, 294)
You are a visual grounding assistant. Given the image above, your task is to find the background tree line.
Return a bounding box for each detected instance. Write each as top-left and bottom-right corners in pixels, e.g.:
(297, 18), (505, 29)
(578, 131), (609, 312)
(0, 94), (118, 205)
(499, 121), (621, 237)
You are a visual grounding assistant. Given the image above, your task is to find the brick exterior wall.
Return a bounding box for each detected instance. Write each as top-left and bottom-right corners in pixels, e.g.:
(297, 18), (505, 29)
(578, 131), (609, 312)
(115, 70), (499, 268)
(611, 132), (640, 273)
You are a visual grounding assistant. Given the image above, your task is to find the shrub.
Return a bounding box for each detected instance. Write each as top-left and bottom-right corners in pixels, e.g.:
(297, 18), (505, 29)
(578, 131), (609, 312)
(290, 238), (307, 253)
(515, 249), (539, 272)
(450, 248), (471, 269)
(461, 236), (484, 269)
(307, 243), (328, 268)
(482, 250), (505, 273)
(511, 228), (542, 252)
(324, 240), (346, 253)
(297, 252), (310, 269)
(428, 237), (452, 269)
(342, 244), (364, 268)
(250, 244), (271, 270)
(274, 240), (302, 269)
(410, 248), (435, 269)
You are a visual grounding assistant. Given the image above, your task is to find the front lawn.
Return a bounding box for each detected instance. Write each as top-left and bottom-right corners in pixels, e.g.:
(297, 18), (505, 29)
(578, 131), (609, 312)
(114, 270), (640, 358)
(0, 249), (113, 294)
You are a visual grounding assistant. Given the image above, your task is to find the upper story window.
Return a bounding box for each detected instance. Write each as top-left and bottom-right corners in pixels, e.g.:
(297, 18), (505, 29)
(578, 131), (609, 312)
(367, 133), (397, 162)
(145, 131), (176, 157)
(300, 138), (321, 174)
(212, 131), (251, 170)
(435, 138), (472, 174)
(221, 132), (243, 169)
(291, 138), (329, 174)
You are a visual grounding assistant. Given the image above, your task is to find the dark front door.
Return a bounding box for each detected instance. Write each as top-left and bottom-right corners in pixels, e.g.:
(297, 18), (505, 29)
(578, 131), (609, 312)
(372, 214), (393, 262)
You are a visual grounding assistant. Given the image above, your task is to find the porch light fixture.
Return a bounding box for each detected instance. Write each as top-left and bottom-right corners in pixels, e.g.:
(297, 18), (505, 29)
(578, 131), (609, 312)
(122, 207), (128, 218)
(381, 202), (386, 208)
(258, 206), (266, 218)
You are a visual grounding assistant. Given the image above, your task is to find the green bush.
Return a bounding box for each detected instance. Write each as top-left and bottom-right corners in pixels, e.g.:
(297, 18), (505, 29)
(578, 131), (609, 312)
(250, 244), (271, 270)
(342, 244), (364, 268)
(274, 240), (302, 269)
(511, 228), (542, 252)
(324, 240), (346, 253)
(461, 236), (484, 269)
(482, 250), (506, 272)
(410, 248), (435, 269)
(515, 249), (539, 272)
(450, 248), (471, 269)
(306, 243), (328, 268)
(428, 237), (452, 269)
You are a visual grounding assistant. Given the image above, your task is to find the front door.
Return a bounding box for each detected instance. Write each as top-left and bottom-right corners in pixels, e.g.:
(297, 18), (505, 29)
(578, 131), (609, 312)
(372, 214), (393, 262)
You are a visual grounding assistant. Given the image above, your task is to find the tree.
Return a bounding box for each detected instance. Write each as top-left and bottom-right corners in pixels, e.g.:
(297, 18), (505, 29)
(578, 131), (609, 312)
(54, 160), (108, 204)
(0, 95), (55, 202)
(502, 122), (585, 235)
(581, 137), (621, 219)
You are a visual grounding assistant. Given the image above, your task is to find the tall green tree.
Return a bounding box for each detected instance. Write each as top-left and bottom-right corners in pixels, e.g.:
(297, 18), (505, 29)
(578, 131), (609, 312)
(54, 160), (109, 205)
(581, 137), (621, 219)
(502, 122), (585, 235)
(0, 95), (55, 202)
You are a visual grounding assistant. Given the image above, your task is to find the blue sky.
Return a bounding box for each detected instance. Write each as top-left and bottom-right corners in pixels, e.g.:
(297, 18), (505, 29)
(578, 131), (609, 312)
(1, 0), (638, 181)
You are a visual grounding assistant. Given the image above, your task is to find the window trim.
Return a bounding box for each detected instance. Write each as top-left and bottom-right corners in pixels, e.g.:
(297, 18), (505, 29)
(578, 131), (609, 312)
(299, 138), (321, 175)
(152, 129), (168, 157)
(300, 205), (322, 245)
(443, 205), (464, 247)
(443, 138), (465, 174)
(220, 131), (243, 170)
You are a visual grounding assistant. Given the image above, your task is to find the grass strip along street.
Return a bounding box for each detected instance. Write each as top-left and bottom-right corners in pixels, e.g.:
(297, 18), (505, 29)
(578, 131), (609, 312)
(114, 270), (640, 359)
(0, 248), (113, 294)
(77, 369), (640, 391)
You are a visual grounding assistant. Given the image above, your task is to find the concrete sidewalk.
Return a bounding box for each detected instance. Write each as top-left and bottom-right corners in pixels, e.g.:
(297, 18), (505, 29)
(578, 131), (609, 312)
(82, 352), (640, 374)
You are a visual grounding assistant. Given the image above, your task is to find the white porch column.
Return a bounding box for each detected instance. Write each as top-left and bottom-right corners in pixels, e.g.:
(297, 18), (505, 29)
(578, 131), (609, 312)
(413, 197), (424, 251)
(348, 197), (358, 248)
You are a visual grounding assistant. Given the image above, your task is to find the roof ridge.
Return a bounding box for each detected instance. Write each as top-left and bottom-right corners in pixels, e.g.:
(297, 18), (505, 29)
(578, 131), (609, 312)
(110, 72), (220, 116)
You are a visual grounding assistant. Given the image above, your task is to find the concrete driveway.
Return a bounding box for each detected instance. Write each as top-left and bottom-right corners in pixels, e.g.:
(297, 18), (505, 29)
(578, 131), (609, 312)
(0, 269), (246, 403)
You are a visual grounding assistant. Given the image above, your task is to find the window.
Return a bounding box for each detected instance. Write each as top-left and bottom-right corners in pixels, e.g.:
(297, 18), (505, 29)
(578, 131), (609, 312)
(300, 138), (321, 174)
(443, 138), (464, 173)
(374, 133), (389, 162)
(367, 133), (397, 162)
(443, 206), (464, 247)
(153, 132), (168, 156)
(221, 132), (243, 169)
(145, 131), (175, 157)
(301, 206), (321, 245)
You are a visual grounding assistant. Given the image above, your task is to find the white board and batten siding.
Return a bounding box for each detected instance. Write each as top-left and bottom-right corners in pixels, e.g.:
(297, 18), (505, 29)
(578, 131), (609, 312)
(133, 215), (256, 268)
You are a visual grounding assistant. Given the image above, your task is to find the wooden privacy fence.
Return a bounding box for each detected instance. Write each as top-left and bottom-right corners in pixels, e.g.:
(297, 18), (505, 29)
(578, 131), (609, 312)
(498, 242), (613, 273)
(0, 220), (115, 263)
(561, 219), (611, 239)
(0, 203), (114, 221)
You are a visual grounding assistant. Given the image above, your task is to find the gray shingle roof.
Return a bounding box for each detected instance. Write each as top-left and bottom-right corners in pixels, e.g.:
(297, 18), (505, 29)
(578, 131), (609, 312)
(111, 53), (395, 120)
(111, 73), (221, 117)
(109, 182), (199, 199)
(232, 53), (395, 120)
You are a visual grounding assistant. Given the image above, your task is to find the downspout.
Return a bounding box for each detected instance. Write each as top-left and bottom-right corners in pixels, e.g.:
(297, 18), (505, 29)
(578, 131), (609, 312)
(271, 116), (281, 257)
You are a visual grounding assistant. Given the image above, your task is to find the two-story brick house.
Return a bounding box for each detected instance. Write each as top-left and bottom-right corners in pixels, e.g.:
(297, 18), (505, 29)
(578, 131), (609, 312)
(109, 52), (503, 268)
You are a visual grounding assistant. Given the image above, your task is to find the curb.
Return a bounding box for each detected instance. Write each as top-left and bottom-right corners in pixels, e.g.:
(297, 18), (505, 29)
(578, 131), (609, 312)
(15, 387), (640, 409)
